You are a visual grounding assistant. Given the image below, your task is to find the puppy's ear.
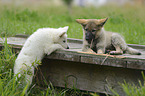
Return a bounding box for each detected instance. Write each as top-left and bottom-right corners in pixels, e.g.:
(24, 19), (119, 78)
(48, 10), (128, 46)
(76, 19), (88, 25)
(59, 32), (66, 38)
(62, 26), (69, 32)
(98, 18), (108, 26)
(59, 26), (69, 33)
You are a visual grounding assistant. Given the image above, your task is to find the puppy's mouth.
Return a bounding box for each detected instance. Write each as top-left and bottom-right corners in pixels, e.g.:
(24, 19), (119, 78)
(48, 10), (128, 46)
(86, 38), (93, 44)
(85, 32), (95, 44)
(85, 36), (95, 44)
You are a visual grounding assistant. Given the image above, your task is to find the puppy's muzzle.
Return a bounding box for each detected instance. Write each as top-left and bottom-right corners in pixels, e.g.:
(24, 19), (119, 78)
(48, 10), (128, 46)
(85, 32), (95, 43)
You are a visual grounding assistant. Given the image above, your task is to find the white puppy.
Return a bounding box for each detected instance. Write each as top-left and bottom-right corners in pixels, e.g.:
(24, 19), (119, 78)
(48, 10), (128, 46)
(14, 26), (69, 89)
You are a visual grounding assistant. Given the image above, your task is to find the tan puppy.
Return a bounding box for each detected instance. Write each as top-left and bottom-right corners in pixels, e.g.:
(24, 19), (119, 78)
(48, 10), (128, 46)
(76, 18), (141, 55)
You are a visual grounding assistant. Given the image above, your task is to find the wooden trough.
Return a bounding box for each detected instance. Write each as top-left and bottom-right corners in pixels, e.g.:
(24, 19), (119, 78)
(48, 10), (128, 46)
(0, 35), (145, 96)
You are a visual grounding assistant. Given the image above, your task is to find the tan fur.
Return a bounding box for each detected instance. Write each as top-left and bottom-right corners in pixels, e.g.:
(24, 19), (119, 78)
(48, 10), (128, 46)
(76, 18), (141, 55)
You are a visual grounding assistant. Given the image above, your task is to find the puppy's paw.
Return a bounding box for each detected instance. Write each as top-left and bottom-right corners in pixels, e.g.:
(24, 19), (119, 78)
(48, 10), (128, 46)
(97, 49), (104, 54)
(87, 49), (96, 53)
(110, 51), (123, 55)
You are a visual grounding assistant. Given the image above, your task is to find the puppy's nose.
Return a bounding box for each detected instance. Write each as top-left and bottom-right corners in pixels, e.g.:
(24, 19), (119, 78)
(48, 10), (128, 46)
(67, 46), (69, 49)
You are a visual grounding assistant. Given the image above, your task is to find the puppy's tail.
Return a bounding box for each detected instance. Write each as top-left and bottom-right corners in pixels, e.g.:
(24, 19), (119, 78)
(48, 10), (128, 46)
(125, 46), (141, 55)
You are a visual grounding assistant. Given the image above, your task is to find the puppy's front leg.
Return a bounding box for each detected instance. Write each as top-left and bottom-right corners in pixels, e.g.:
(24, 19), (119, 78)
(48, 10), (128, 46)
(44, 44), (65, 55)
(96, 43), (105, 54)
(82, 44), (96, 53)
(82, 39), (96, 53)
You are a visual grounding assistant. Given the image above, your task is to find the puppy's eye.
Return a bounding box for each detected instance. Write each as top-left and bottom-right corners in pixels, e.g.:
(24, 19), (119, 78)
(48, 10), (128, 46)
(85, 29), (88, 31)
(63, 40), (66, 43)
(92, 30), (96, 32)
(97, 25), (102, 27)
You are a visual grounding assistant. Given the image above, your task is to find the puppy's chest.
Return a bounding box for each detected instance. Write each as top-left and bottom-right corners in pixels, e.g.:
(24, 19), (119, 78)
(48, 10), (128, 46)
(90, 36), (113, 48)
(88, 39), (100, 49)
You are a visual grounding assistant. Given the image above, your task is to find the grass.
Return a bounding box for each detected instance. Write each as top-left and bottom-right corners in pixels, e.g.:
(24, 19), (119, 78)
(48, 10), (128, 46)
(0, 2), (145, 96)
(0, 3), (145, 44)
(111, 72), (145, 96)
(0, 39), (22, 96)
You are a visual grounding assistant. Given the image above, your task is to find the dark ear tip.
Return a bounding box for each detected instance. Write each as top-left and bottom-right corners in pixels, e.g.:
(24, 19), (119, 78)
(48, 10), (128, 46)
(105, 17), (108, 21)
(104, 17), (108, 23)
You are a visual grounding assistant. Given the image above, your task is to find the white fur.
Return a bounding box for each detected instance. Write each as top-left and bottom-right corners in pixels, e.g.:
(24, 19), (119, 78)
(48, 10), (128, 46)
(14, 26), (69, 88)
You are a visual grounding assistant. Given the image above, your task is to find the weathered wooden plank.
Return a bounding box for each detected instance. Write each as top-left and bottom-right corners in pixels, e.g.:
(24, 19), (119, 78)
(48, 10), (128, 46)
(47, 50), (80, 62)
(127, 59), (145, 70)
(12, 34), (145, 50)
(1, 36), (145, 70)
(35, 58), (145, 96)
(80, 56), (127, 68)
(45, 50), (145, 70)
